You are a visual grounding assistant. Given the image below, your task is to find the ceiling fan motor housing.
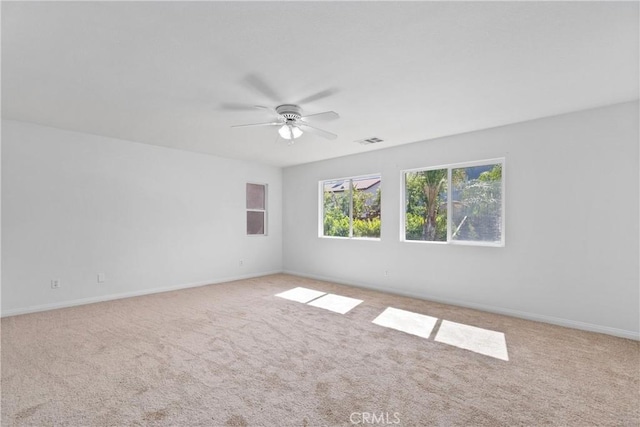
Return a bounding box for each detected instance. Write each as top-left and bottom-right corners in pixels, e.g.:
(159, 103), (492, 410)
(276, 104), (302, 122)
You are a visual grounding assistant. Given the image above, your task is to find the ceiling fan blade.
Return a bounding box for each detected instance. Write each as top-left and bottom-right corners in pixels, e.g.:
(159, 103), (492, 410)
(295, 88), (338, 105)
(242, 74), (282, 103)
(220, 103), (273, 112)
(231, 121), (282, 128)
(300, 111), (339, 121)
(297, 122), (337, 140)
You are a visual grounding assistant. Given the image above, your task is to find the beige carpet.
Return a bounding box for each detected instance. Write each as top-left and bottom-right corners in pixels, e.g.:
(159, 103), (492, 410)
(1, 274), (638, 426)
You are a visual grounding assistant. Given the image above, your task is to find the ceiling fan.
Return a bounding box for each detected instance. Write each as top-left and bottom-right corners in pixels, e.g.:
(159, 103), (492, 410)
(231, 104), (339, 141)
(226, 74), (339, 142)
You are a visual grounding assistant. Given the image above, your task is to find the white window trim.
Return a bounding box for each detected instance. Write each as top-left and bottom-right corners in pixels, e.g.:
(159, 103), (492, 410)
(400, 158), (505, 247)
(318, 173), (382, 240)
(247, 182), (268, 236)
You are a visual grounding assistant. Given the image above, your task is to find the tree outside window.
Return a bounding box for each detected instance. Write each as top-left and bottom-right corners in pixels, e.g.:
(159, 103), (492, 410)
(404, 160), (503, 245)
(322, 175), (381, 239)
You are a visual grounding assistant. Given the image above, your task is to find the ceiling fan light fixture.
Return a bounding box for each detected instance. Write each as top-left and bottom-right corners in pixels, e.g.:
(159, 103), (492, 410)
(231, 102), (337, 141)
(278, 124), (302, 140)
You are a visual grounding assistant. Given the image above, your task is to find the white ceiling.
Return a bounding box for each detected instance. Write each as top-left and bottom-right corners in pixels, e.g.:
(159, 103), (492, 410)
(2, 1), (638, 167)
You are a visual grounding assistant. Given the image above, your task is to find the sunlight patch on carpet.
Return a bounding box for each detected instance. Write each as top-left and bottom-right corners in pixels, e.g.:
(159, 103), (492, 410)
(275, 287), (326, 303)
(372, 307), (438, 339)
(435, 320), (509, 361)
(307, 294), (363, 314)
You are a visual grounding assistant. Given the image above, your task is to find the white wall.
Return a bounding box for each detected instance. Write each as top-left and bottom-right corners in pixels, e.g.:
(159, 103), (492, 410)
(1, 120), (282, 315)
(283, 101), (640, 339)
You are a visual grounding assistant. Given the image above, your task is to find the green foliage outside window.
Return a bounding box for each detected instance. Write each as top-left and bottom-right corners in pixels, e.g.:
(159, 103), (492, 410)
(452, 164), (502, 242)
(405, 163), (502, 243)
(323, 179), (381, 238)
(323, 189), (350, 237)
(405, 169), (448, 241)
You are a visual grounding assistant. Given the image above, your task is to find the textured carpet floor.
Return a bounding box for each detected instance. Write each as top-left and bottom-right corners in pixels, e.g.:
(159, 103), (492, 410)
(1, 274), (638, 426)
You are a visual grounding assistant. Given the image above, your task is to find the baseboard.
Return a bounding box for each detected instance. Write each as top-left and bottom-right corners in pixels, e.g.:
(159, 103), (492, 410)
(1, 270), (283, 318)
(283, 270), (640, 341)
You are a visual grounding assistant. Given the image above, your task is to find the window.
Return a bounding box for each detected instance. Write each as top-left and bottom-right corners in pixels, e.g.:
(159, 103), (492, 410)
(246, 183), (267, 235)
(320, 174), (381, 239)
(403, 159), (504, 246)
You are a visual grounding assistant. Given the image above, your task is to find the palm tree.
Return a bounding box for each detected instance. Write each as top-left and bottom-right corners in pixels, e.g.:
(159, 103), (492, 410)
(421, 170), (447, 241)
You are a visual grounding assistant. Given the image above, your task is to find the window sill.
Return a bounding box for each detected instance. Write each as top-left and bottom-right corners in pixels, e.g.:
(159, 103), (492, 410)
(319, 236), (381, 242)
(401, 239), (504, 247)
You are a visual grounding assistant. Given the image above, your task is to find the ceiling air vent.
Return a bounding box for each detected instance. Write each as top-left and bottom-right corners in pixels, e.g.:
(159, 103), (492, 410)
(357, 137), (384, 145)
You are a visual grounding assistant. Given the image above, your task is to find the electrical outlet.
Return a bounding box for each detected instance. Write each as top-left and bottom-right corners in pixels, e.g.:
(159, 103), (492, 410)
(97, 273), (106, 283)
(239, 260), (244, 267)
(51, 279), (61, 289)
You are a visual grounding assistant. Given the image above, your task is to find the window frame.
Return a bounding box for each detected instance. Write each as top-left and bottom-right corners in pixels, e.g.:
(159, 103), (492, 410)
(401, 158), (505, 247)
(318, 173), (382, 241)
(246, 182), (268, 236)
